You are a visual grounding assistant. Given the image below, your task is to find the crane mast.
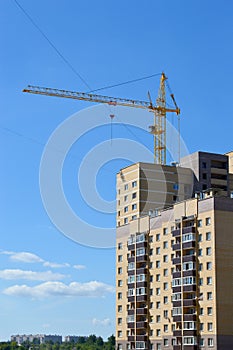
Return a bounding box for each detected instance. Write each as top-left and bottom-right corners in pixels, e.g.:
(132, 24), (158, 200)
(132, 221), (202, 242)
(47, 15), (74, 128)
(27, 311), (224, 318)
(23, 72), (180, 165)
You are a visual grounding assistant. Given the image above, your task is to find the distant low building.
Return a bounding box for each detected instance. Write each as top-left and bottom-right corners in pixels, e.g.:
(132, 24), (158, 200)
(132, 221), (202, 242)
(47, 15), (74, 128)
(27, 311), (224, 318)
(11, 334), (62, 345)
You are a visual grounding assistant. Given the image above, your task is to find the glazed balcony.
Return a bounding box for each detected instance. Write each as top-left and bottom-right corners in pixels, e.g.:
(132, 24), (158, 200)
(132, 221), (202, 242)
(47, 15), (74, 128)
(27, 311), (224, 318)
(136, 255), (148, 263)
(128, 309), (135, 316)
(128, 269), (135, 276)
(136, 241), (147, 249)
(128, 243), (135, 251)
(128, 256), (135, 263)
(128, 296), (135, 303)
(172, 229), (181, 237)
(136, 281), (147, 288)
(136, 295), (147, 302)
(136, 267), (147, 275)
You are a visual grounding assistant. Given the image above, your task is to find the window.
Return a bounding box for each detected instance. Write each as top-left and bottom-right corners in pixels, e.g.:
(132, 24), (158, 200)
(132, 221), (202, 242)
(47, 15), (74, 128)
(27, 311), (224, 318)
(128, 262), (134, 271)
(118, 211), (120, 217)
(163, 339), (168, 347)
(164, 310), (168, 318)
(118, 267), (123, 274)
(207, 323), (213, 331)
(150, 288), (153, 296)
(207, 292), (213, 300)
(156, 344), (161, 350)
(207, 307), (213, 315)
(183, 337), (196, 345)
(124, 195), (128, 202)
(118, 242), (123, 250)
(156, 329), (161, 336)
(197, 219), (202, 227)
(200, 338), (204, 347)
(150, 302), (153, 309)
(118, 331), (122, 338)
(150, 275), (153, 282)
(132, 215), (137, 220)
(206, 247), (212, 255)
(156, 274), (160, 282)
(156, 233), (161, 241)
(200, 323), (204, 331)
(118, 345), (122, 350)
(118, 305), (122, 312)
(164, 282), (168, 290)
(200, 308), (204, 315)
(118, 255), (123, 262)
(198, 249), (203, 256)
(132, 192), (137, 199)
(156, 315), (161, 323)
(164, 296), (168, 304)
(118, 318), (122, 325)
(118, 280), (123, 287)
(124, 206), (128, 213)
(208, 338), (214, 347)
(202, 162), (207, 168)
(199, 278), (203, 286)
(124, 184), (128, 190)
(132, 204), (137, 210)
(203, 173), (207, 179)
(206, 232), (211, 240)
(184, 322), (196, 330)
(164, 268), (168, 277)
(156, 302), (161, 309)
(198, 234), (203, 242)
(150, 330), (153, 337)
(163, 228), (168, 235)
(124, 218), (128, 225)
(163, 255), (168, 263)
(207, 277), (212, 285)
(156, 260), (161, 268)
(163, 241), (168, 249)
(156, 288), (161, 295)
(156, 247), (161, 255)
(199, 263), (203, 271)
(164, 325), (168, 332)
(183, 276), (196, 285)
(207, 262), (212, 270)
(132, 181), (137, 188)
(118, 292), (122, 300)
(206, 217), (211, 226)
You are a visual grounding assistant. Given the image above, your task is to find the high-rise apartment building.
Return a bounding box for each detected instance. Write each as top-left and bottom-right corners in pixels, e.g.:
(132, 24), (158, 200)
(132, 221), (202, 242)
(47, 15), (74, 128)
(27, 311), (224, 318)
(115, 151), (233, 350)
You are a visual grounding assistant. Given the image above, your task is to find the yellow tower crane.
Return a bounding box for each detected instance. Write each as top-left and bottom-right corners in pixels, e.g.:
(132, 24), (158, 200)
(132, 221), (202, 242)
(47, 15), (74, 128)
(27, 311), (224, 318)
(23, 72), (180, 165)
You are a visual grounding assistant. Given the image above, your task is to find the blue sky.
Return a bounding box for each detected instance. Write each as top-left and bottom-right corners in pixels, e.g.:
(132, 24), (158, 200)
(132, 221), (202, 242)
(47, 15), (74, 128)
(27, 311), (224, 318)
(1, 0), (233, 342)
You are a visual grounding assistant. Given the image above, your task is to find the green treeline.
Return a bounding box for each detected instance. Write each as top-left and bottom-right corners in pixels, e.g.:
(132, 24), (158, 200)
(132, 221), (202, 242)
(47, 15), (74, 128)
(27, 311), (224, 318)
(0, 335), (115, 350)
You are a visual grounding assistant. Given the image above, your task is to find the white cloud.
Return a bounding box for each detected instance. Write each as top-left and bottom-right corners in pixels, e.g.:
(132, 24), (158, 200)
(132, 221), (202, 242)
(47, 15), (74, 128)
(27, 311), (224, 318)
(0, 269), (66, 281)
(73, 264), (86, 270)
(3, 281), (115, 298)
(9, 252), (44, 263)
(92, 318), (111, 326)
(0, 250), (76, 269)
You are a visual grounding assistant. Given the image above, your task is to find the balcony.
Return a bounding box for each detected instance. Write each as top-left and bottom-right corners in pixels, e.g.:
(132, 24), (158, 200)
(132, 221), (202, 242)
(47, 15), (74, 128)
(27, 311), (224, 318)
(128, 283), (135, 289)
(183, 255), (195, 263)
(172, 300), (181, 307)
(183, 270), (196, 277)
(128, 309), (135, 315)
(183, 285), (196, 293)
(173, 346), (182, 350)
(182, 226), (196, 234)
(128, 296), (135, 303)
(183, 346), (197, 350)
(136, 335), (147, 341)
(183, 330), (197, 336)
(128, 269), (135, 276)
(173, 330), (182, 337)
(128, 243), (135, 251)
(136, 241), (147, 249)
(136, 308), (147, 315)
(136, 255), (148, 263)
(136, 321), (147, 329)
(136, 295), (147, 302)
(136, 267), (147, 275)
(127, 322), (135, 329)
(172, 286), (181, 293)
(128, 336), (135, 342)
(173, 257), (181, 265)
(173, 243), (181, 251)
(183, 299), (196, 307)
(136, 281), (147, 288)
(128, 256), (135, 263)
(173, 271), (181, 279)
(183, 241), (196, 249)
(173, 315), (182, 322)
(172, 229), (181, 237)
(184, 314), (197, 321)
